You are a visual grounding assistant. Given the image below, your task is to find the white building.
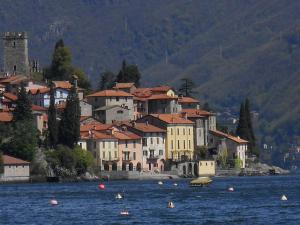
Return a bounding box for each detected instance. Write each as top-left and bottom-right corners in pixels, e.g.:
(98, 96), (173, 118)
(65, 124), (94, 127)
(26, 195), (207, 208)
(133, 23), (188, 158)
(1, 155), (30, 182)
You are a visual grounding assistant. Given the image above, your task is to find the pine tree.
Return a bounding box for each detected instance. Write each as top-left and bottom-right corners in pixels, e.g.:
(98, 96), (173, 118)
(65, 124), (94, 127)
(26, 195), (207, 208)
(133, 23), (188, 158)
(99, 71), (115, 90)
(47, 86), (58, 148)
(178, 78), (197, 97)
(58, 85), (80, 148)
(13, 84), (32, 121)
(115, 60), (141, 87)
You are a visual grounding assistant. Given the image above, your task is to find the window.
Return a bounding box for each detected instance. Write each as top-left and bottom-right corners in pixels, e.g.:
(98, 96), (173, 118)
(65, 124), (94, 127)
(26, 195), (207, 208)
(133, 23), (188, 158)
(189, 129), (191, 135)
(117, 110), (123, 114)
(95, 97), (98, 102)
(171, 140), (174, 149)
(150, 138), (153, 145)
(125, 140), (128, 148)
(79, 143), (82, 148)
(143, 150), (148, 156)
(109, 151), (111, 160)
(159, 150), (163, 156)
(114, 142), (117, 148)
(93, 142), (96, 149)
(189, 140), (191, 149)
(133, 152), (136, 160)
(110, 97), (112, 101)
(103, 151), (105, 159)
(183, 129), (185, 135)
(102, 141), (105, 148)
(183, 140), (186, 149)
(150, 150), (154, 158)
(115, 151), (117, 158)
(177, 140), (180, 149)
(13, 41), (16, 47)
(13, 65), (16, 71)
(142, 138), (147, 146)
(171, 128), (173, 135)
(116, 97), (119, 101)
(60, 91), (63, 98)
(133, 140), (136, 148)
(125, 97), (127, 102)
(177, 128), (179, 135)
(157, 137), (159, 144)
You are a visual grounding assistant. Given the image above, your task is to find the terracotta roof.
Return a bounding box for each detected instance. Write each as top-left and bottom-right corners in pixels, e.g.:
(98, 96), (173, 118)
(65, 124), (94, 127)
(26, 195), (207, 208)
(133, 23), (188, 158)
(81, 130), (116, 140)
(150, 114), (194, 124)
(181, 108), (214, 117)
(209, 130), (248, 144)
(87, 90), (133, 97)
(151, 86), (172, 93)
(114, 82), (135, 89)
(32, 104), (47, 111)
(0, 75), (28, 85)
(124, 122), (166, 133)
(2, 155), (30, 165)
(133, 88), (152, 98)
(28, 88), (50, 95)
(3, 92), (17, 101)
(80, 124), (112, 132)
(0, 112), (13, 122)
(148, 94), (178, 100)
(113, 130), (141, 140)
(178, 97), (200, 104)
(52, 81), (72, 89)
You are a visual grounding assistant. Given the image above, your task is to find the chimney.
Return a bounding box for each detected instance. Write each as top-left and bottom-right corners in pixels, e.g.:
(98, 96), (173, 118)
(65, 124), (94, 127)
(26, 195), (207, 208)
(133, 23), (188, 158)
(72, 75), (78, 89)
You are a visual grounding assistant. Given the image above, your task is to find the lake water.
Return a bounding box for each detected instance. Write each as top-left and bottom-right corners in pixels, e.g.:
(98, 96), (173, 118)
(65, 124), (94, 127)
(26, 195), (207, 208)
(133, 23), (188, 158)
(1, 175), (300, 224)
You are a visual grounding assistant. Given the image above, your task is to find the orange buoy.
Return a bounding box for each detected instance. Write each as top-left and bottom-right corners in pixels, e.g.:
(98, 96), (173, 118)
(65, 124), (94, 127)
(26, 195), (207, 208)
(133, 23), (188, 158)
(98, 183), (105, 190)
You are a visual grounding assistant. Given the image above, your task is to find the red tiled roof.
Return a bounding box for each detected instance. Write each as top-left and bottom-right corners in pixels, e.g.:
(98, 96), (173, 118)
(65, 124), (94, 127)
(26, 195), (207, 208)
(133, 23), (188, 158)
(3, 92), (18, 101)
(209, 130), (248, 144)
(151, 86), (172, 93)
(178, 97), (200, 104)
(0, 112), (13, 122)
(113, 131), (141, 140)
(87, 90), (133, 97)
(133, 88), (152, 98)
(150, 114), (194, 124)
(32, 104), (47, 111)
(2, 155), (30, 165)
(0, 75), (28, 85)
(52, 81), (72, 89)
(124, 122), (166, 133)
(114, 82), (135, 89)
(81, 130), (116, 140)
(147, 94), (178, 100)
(28, 88), (50, 95)
(80, 124), (112, 132)
(181, 108), (214, 117)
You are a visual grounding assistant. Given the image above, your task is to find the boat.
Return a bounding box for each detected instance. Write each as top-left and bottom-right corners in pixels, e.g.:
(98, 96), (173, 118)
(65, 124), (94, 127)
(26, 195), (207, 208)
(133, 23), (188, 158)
(190, 177), (212, 187)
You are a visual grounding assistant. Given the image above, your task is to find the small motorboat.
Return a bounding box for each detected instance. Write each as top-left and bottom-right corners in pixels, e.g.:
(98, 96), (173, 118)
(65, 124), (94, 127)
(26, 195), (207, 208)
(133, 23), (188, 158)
(115, 193), (123, 199)
(228, 187), (234, 192)
(168, 201), (175, 208)
(120, 210), (129, 216)
(50, 199), (58, 206)
(190, 177), (212, 187)
(158, 181), (163, 185)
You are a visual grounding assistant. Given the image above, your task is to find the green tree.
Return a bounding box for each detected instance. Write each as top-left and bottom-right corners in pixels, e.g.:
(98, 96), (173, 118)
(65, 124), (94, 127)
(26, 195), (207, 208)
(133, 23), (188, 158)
(0, 151), (3, 174)
(99, 71), (116, 90)
(13, 84), (32, 121)
(74, 146), (94, 175)
(47, 86), (58, 148)
(45, 39), (90, 89)
(218, 148), (228, 168)
(236, 102), (250, 141)
(58, 86), (80, 148)
(115, 60), (141, 87)
(178, 78), (197, 97)
(245, 98), (258, 155)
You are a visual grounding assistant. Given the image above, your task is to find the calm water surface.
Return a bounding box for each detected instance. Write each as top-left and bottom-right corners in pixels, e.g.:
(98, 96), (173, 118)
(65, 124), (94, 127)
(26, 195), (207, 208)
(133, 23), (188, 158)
(1, 175), (300, 224)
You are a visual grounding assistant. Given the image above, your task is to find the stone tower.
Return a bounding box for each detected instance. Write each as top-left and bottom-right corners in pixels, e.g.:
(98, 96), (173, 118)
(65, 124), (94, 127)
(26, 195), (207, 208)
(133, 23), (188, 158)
(2, 32), (30, 76)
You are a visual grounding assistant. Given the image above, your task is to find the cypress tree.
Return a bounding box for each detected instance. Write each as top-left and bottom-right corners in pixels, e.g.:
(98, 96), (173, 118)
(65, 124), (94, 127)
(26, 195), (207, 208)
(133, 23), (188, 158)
(13, 84), (32, 122)
(245, 98), (258, 156)
(58, 85), (80, 148)
(99, 71), (116, 90)
(47, 86), (58, 148)
(236, 103), (249, 140)
(116, 60), (141, 87)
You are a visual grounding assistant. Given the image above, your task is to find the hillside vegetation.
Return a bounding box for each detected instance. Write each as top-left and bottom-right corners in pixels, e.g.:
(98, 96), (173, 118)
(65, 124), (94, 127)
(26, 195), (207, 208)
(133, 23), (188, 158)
(0, 0), (299, 162)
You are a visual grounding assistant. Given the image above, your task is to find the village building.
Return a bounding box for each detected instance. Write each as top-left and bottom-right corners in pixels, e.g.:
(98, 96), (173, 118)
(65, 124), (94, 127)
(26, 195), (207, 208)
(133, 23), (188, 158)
(0, 75), (28, 94)
(122, 122), (166, 172)
(94, 105), (130, 124)
(86, 90), (134, 120)
(178, 96), (200, 109)
(0, 155), (30, 182)
(181, 108), (217, 148)
(138, 113), (194, 161)
(31, 104), (48, 134)
(209, 130), (248, 168)
(79, 100), (93, 117)
(113, 82), (136, 93)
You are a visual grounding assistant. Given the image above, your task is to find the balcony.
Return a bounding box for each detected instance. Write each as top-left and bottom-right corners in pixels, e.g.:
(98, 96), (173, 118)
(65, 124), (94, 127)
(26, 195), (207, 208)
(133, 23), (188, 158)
(122, 156), (133, 162)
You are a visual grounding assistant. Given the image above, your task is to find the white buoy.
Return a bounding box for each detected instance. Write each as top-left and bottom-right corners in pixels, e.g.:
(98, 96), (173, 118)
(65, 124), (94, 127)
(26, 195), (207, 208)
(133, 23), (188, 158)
(115, 193), (123, 199)
(120, 210), (129, 216)
(173, 183), (178, 186)
(281, 195), (287, 201)
(50, 199), (58, 206)
(158, 181), (163, 185)
(228, 187), (234, 192)
(168, 201), (175, 208)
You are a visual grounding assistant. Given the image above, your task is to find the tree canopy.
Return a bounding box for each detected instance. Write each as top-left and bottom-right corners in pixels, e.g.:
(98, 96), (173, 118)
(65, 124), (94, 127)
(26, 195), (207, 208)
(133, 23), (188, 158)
(47, 86), (58, 148)
(178, 78), (197, 97)
(99, 71), (116, 90)
(13, 84), (32, 122)
(115, 60), (141, 87)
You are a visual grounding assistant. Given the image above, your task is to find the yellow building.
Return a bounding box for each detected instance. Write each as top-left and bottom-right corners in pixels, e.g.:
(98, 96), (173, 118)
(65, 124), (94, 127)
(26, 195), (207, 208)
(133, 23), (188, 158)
(137, 113), (194, 161)
(198, 160), (216, 176)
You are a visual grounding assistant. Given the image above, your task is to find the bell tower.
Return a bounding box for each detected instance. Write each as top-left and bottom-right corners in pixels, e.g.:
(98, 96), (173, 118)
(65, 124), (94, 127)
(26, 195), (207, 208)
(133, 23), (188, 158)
(2, 32), (29, 76)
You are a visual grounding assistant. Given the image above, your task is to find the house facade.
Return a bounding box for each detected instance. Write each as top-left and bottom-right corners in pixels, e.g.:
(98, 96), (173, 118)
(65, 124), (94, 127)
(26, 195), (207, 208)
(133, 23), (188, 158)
(94, 105), (130, 124)
(1, 155), (30, 182)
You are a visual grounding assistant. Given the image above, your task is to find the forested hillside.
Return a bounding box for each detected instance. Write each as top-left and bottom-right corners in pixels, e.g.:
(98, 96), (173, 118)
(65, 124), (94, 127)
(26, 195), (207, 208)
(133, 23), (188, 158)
(0, 0), (299, 164)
